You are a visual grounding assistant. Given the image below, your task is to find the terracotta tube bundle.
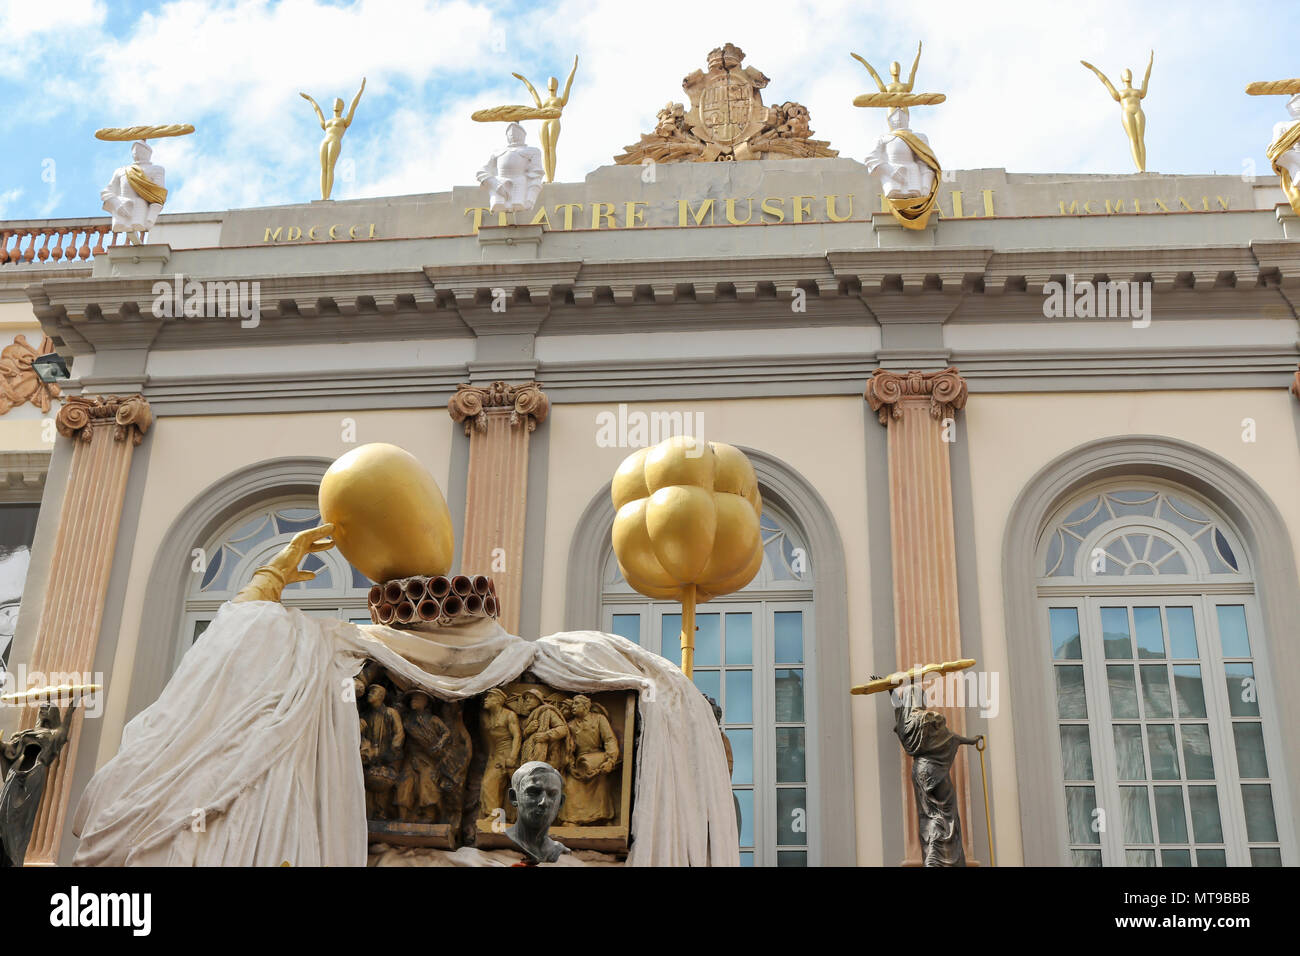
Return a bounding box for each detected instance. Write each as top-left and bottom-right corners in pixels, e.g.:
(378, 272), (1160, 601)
(367, 585), (383, 606)
(451, 575), (472, 597)
(442, 595), (463, 618)
(471, 575), (490, 595)
(417, 598), (441, 621)
(465, 594), (483, 615)
(404, 578), (426, 602)
(484, 595), (497, 618)
(428, 576), (451, 598)
(376, 603), (396, 625)
(395, 600), (416, 624)
(383, 581), (404, 604)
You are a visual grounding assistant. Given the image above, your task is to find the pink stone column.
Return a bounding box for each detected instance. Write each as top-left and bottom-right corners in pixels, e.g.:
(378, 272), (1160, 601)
(865, 367), (976, 865)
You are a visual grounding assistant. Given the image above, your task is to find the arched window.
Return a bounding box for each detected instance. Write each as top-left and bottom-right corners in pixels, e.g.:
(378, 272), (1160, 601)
(178, 497), (371, 668)
(1038, 483), (1286, 866)
(600, 504), (816, 867)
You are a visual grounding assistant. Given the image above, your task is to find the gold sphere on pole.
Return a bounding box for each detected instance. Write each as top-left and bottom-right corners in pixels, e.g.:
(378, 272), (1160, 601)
(611, 436), (763, 675)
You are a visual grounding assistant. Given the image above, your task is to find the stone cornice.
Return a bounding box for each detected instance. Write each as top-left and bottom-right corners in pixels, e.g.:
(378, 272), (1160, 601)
(447, 381), (549, 433)
(865, 367), (968, 425)
(55, 394), (152, 444)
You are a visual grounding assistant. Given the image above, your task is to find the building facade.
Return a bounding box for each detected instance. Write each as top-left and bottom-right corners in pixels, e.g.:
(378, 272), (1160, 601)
(1, 154), (1298, 867)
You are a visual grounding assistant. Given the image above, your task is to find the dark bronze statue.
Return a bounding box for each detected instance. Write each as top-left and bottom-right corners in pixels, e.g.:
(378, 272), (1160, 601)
(1, 701), (74, 867)
(882, 680), (980, 867)
(505, 761), (569, 864)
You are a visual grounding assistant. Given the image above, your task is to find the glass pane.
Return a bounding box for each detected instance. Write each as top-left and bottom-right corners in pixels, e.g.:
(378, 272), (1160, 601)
(776, 728), (806, 783)
(1113, 725), (1146, 779)
(1134, 607), (1165, 658)
(1056, 666), (1088, 719)
(191, 619), (211, 644)
(1141, 665), (1172, 718)
(1232, 723), (1269, 778)
(776, 850), (807, 867)
(774, 611), (803, 664)
(1224, 663), (1259, 717)
(693, 670), (720, 706)
(1216, 605), (1251, 657)
(729, 729), (753, 785)
(1172, 665), (1206, 718)
(1197, 849), (1227, 867)
(610, 613), (640, 644)
(1125, 849), (1157, 866)
(1065, 787), (1100, 844)
(739, 851), (754, 867)
(1050, 607), (1082, 659)
(1147, 725), (1180, 779)
(1180, 724), (1214, 780)
(696, 613), (721, 667)
(199, 545), (224, 590)
(1160, 848), (1192, 867)
(734, 788), (754, 846)
(1060, 725), (1094, 780)
(1188, 786), (1223, 842)
(1071, 849), (1102, 866)
(1107, 665), (1139, 719)
(1241, 784), (1278, 842)
(1250, 848), (1282, 867)
(1100, 607), (1132, 659)
(776, 788), (807, 846)
(660, 614), (681, 667)
(350, 565), (371, 590)
(724, 670), (752, 724)
(1166, 607), (1197, 658)
(1120, 786), (1154, 843)
(1153, 787), (1188, 842)
(775, 668), (804, 722)
(724, 613), (752, 665)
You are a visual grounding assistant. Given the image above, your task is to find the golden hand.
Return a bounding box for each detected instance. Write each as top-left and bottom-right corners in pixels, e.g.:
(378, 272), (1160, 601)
(234, 523), (336, 603)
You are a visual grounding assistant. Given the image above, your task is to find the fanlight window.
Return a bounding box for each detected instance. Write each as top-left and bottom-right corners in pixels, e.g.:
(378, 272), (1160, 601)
(1044, 490), (1240, 579)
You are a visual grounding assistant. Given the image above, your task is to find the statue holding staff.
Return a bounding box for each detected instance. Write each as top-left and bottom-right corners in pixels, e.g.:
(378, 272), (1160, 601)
(1080, 52), (1153, 172)
(300, 77), (366, 200)
(1, 700), (75, 866)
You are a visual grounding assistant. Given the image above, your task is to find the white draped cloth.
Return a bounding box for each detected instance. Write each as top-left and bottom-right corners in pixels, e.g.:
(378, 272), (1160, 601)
(72, 602), (737, 867)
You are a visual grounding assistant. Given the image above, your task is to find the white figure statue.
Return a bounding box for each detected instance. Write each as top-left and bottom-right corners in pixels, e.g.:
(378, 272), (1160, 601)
(865, 107), (935, 200)
(863, 106), (942, 230)
(476, 122), (544, 215)
(1268, 94), (1300, 213)
(100, 140), (167, 245)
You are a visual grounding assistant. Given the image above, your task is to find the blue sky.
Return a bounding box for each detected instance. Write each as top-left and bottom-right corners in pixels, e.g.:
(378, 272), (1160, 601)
(2, 0), (1299, 221)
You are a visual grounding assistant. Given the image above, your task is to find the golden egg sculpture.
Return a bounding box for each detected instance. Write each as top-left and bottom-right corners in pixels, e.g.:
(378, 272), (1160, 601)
(611, 436), (763, 604)
(318, 443), (454, 583)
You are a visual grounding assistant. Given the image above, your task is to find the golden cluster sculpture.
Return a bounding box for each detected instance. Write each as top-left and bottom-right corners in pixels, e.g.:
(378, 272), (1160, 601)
(611, 436), (763, 676)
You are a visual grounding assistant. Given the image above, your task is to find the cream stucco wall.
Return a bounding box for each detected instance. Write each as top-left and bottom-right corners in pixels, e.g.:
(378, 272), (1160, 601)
(536, 395), (882, 865)
(965, 388), (1300, 867)
(96, 408), (455, 767)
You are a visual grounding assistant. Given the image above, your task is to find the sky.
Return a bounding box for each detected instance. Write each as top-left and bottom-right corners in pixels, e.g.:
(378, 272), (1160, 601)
(1, 0), (1298, 221)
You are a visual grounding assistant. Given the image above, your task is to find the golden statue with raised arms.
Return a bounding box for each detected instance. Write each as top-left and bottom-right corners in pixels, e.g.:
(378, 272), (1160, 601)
(1080, 52), (1153, 172)
(300, 76), (366, 200)
(513, 56), (578, 183)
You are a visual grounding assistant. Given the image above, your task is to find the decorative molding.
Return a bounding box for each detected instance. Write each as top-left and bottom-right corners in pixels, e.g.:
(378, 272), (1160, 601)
(447, 381), (549, 434)
(864, 367), (968, 424)
(0, 333), (62, 415)
(1291, 364), (1300, 402)
(54, 394), (152, 445)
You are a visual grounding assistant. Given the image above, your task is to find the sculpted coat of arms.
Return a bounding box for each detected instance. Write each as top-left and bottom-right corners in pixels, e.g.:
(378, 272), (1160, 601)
(614, 43), (837, 164)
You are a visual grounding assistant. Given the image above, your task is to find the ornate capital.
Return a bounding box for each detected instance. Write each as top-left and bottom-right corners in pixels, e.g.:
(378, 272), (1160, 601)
(55, 394), (153, 445)
(864, 367), (968, 425)
(447, 381), (550, 435)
